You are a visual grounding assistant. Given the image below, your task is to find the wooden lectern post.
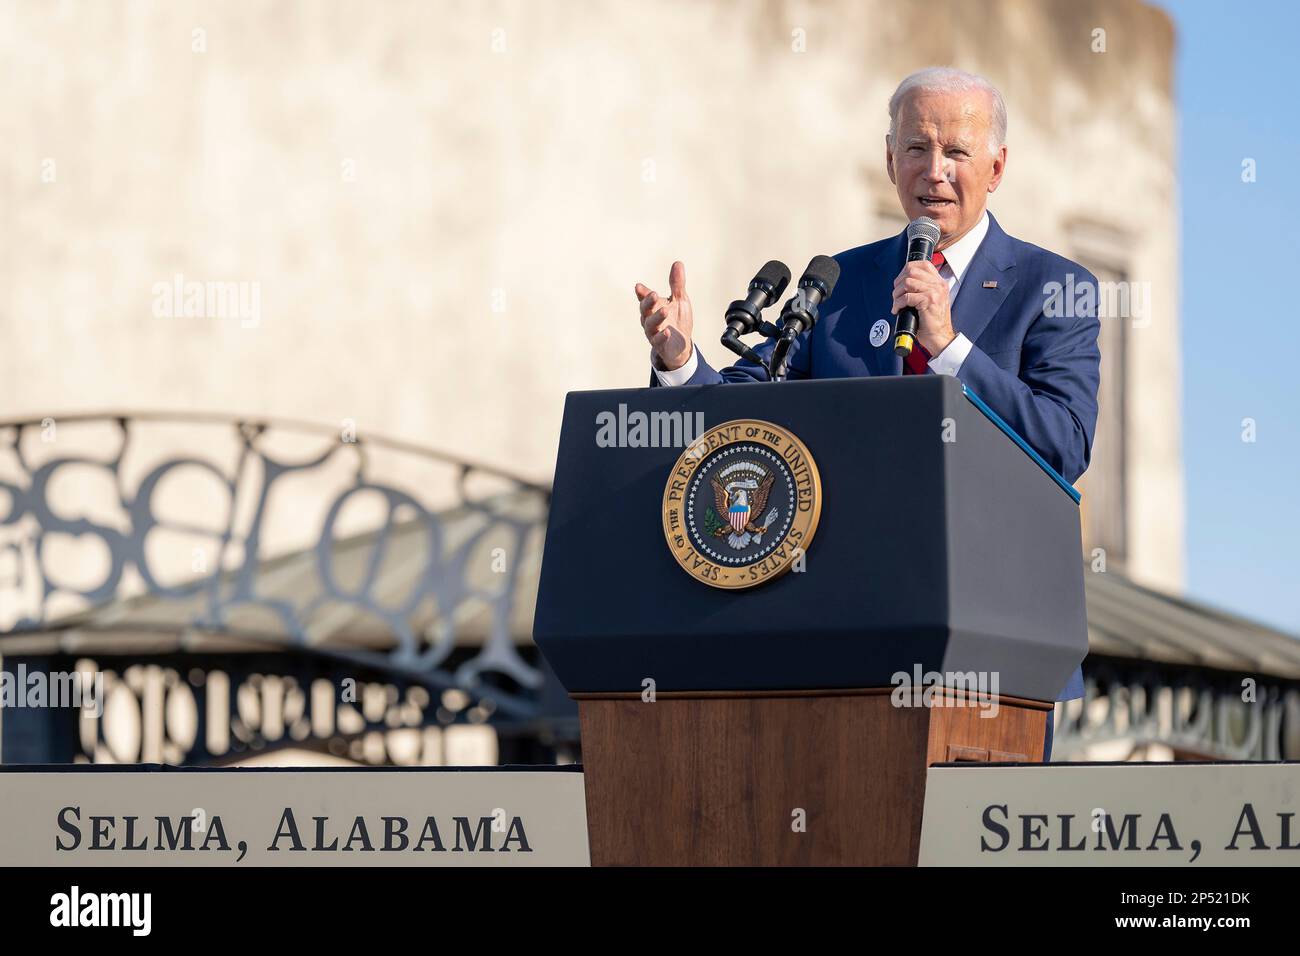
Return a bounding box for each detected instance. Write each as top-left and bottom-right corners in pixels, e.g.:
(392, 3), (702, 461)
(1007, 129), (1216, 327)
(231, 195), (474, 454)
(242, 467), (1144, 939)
(575, 688), (1050, 866)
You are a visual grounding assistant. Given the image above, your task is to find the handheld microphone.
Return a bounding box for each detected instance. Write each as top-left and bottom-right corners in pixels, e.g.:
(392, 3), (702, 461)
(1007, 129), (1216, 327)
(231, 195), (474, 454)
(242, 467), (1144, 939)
(722, 261), (790, 366)
(770, 255), (841, 381)
(894, 216), (941, 357)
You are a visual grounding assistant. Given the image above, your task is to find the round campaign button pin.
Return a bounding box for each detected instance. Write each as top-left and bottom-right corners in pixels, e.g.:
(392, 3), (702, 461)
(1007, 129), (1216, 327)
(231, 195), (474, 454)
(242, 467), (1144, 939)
(869, 318), (891, 347)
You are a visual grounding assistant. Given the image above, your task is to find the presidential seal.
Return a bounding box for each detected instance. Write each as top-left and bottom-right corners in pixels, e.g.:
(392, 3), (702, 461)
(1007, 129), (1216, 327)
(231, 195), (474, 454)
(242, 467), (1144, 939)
(662, 419), (821, 589)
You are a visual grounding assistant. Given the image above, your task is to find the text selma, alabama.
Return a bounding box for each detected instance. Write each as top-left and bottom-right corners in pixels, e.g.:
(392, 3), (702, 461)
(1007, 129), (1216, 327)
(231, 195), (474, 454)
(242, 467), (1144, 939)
(55, 806), (532, 860)
(981, 802), (1300, 862)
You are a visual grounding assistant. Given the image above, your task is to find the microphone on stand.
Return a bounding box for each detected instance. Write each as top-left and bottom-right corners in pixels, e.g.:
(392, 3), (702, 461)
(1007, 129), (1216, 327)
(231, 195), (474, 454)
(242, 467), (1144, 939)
(721, 261), (791, 367)
(769, 255), (841, 381)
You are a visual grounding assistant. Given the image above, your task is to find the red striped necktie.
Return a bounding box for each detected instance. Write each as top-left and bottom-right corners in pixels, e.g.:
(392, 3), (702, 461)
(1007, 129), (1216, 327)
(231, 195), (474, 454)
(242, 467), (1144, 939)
(902, 250), (946, 375)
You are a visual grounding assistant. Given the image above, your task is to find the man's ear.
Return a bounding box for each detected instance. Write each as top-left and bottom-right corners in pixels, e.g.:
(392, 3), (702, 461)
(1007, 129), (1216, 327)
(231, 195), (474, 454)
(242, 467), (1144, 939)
(885, 135), (896, 185)
(987, 144), (1007, 193)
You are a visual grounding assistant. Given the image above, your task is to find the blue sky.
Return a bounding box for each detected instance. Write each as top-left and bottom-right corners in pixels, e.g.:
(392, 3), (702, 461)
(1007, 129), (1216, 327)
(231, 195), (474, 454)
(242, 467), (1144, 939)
(1152, 0), (1299, 633)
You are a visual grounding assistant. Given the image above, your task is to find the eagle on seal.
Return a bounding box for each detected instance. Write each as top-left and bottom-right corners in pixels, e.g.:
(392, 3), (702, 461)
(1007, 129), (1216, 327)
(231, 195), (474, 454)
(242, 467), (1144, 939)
(711, 470), (778, 549)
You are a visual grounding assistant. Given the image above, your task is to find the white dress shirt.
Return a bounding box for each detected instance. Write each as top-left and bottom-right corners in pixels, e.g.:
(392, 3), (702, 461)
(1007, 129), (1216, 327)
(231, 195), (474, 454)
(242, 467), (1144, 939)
(653, 211), (990, 385)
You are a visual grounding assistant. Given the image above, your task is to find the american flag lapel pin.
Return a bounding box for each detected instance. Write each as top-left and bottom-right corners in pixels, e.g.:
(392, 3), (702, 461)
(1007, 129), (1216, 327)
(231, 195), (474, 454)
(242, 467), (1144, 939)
(982, 280), (998, 289)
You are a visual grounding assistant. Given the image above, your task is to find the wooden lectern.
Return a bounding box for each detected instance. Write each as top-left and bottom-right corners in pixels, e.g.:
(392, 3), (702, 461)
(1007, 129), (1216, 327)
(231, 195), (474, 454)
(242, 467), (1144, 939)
(534, 377), (1086, 866)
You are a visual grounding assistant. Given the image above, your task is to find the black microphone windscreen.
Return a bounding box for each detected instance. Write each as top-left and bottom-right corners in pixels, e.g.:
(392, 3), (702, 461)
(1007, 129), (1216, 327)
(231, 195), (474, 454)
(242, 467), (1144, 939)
(754, 260), (791, 292)
(802, 255), (841, 296)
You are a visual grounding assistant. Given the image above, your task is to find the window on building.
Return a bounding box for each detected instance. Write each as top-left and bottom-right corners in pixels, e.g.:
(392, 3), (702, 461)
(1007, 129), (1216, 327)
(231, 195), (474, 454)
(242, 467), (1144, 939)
(1068, 223), (1132, 569)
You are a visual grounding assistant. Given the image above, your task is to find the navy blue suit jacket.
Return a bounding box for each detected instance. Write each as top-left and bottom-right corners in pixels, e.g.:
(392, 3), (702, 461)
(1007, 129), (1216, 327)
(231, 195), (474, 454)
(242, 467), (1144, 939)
(651, 212), (1097, 701)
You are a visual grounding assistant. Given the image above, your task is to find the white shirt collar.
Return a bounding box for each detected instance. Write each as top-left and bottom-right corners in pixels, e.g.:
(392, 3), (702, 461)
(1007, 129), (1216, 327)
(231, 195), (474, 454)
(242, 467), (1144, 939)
(936, 210), (989, 284)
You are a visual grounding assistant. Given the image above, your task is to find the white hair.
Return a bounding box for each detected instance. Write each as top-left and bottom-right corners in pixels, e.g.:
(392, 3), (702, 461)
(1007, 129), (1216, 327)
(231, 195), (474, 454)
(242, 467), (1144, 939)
(887, 67), (1007, 156)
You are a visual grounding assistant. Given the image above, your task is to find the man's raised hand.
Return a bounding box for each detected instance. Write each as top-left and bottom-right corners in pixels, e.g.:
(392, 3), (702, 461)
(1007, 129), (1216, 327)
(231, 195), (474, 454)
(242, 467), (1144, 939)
(636, 260), (694, 372)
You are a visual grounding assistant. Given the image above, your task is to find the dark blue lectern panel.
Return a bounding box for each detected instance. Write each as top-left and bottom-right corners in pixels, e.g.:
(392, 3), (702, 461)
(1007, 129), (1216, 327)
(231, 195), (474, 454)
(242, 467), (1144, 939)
(533, 376), (1087, 702)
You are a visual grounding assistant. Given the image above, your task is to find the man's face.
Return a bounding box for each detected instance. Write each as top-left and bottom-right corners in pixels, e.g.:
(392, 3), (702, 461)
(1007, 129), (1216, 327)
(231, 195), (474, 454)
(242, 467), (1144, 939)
(886, 89), (1006, 247)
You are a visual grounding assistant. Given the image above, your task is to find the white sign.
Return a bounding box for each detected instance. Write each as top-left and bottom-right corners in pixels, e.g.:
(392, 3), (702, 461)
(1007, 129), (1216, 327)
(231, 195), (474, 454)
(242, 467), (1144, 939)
(920, 763), (1300, 866)
(0, 769), (589, 866)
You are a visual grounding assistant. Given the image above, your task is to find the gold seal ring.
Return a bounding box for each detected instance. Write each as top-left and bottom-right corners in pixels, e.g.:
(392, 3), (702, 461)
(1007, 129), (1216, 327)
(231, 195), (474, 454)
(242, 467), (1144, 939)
(661, 418), (821, 590)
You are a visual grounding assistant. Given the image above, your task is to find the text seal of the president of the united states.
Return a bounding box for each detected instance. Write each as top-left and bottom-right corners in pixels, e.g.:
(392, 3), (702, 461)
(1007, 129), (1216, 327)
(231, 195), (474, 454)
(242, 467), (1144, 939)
(662, 418), (821, 589)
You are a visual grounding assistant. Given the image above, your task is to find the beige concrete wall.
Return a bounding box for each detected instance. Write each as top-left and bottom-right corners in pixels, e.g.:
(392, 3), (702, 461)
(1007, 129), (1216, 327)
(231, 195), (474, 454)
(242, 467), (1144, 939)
(0, 0), (1182, 590)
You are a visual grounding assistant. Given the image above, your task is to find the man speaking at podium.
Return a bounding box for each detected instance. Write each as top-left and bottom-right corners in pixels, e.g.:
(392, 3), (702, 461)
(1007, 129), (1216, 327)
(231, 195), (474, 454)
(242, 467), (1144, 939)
(633, 67), (1099, 749)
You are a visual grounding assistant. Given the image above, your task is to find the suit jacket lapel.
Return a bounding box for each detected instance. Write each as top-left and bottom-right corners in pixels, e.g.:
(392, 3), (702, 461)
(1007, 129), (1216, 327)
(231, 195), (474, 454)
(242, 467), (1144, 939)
(950, 212), (1017, 345)
(866, 231), (906, 376)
